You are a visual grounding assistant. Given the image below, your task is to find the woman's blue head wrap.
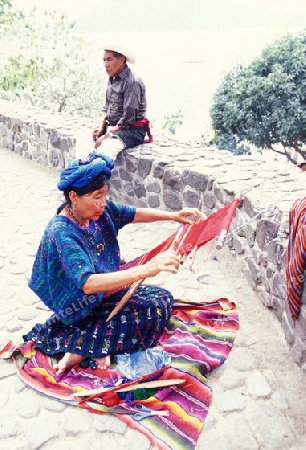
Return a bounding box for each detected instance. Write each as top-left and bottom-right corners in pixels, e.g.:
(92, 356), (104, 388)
(57, 153), (115, 191)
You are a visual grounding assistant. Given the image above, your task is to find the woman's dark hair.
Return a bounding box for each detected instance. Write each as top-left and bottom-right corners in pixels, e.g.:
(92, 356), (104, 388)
(57, 172), (110, 214)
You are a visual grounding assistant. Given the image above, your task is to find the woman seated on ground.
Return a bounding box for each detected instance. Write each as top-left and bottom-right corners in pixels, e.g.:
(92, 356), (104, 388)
(24, 153), (203, 374)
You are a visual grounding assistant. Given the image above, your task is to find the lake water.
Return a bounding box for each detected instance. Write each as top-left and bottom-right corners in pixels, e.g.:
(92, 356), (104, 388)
(84, 26), (302, 141)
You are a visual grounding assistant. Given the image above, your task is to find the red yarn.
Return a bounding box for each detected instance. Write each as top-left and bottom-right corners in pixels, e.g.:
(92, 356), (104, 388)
(102, 391), (120, 407)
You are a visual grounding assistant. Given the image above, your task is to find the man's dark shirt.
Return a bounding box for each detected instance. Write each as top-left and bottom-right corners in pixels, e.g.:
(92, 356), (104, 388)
(102, 65), (146, 129)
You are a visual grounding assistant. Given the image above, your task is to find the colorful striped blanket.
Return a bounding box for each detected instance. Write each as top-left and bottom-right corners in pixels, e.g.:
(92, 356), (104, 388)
(1, 298), (238, 450)
(286, 197), (306, 321)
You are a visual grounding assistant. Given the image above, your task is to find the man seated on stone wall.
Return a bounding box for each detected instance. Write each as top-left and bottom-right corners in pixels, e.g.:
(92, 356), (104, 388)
(93, 45), (152, 161)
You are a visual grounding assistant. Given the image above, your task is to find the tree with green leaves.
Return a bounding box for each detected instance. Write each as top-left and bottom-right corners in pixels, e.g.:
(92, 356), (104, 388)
(0, 6), (106, 117)
(0, 0), (11, 16)
(210, 31), (306, 164)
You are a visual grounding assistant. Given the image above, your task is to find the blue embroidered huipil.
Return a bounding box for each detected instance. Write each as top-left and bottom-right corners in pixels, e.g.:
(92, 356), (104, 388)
(29, 200), (136, 325)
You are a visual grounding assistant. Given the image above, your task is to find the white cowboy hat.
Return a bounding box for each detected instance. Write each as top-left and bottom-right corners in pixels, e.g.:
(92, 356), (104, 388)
(103, 45), (136, 64)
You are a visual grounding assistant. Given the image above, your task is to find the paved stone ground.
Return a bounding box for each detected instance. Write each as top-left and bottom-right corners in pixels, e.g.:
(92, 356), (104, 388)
(1, 147), (306, 450)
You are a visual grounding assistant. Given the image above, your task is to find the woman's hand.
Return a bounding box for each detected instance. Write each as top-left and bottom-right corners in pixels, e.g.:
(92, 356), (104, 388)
(173, 208), (205, 224)
(143, 250), (181, 278)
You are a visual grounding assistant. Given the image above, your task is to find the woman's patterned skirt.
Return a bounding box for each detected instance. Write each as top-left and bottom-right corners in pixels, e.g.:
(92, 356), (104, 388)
(23, 285), (174, 358)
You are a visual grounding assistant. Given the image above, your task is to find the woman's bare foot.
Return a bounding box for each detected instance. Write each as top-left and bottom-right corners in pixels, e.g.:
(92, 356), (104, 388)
(94, 355), (111, 370)
(53, 352), (85, 375)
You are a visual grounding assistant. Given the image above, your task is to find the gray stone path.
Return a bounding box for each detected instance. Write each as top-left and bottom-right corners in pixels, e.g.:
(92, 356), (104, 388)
(0, 148), (306, 450)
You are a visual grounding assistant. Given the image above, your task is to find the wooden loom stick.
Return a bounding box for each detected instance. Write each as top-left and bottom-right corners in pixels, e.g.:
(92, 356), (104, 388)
(215, 229), (228, 250)
(71, 378), (185, 397)
(106, 224), (189, 322)
(78, 365), (170, 404)
(106, 277), (144, 322)
(215, 199), (240, 249)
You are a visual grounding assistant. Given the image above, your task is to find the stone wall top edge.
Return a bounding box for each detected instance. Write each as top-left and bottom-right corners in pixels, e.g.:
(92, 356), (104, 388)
(0, 99), (97, 135)
(1, 99), (306, 204)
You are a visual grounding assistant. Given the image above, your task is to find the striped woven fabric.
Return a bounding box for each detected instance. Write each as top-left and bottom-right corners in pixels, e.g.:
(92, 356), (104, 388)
(285, 197), (306, 321)
(3, 298), (238, 450)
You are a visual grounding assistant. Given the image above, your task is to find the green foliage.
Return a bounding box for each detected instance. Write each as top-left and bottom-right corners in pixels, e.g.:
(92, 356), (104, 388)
(162, 110), (183, 135)
(0, 7), (106, 116)
(0, 0), (11, 16)
(210, 31), (306, 163)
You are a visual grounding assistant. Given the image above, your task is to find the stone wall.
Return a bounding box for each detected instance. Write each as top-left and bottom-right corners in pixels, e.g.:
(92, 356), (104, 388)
(0, 99), (96, 169)
(1, 98), (306, 371)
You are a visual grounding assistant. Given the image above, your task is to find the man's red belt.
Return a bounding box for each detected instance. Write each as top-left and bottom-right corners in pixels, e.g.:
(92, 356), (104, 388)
(131, 118), (153, 143)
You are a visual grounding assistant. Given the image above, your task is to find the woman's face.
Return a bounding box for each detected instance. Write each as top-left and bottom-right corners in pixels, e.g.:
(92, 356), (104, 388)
(73, 185), (108, 221)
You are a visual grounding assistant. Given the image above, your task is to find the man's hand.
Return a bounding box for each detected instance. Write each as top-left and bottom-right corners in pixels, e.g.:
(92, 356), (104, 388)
(93, 128), (103, 141)
(94, 132), (115, 149)
(95, 135), (105, 148)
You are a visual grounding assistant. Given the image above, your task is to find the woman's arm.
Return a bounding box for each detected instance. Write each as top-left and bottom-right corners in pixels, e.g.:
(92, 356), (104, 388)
(132, 207), (204, 224)
(82, 249), (180, 295)
(83, 208), (203, 294)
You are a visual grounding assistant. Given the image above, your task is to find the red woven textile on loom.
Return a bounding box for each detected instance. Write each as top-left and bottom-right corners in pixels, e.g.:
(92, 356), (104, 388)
(121, 198), (240, 271)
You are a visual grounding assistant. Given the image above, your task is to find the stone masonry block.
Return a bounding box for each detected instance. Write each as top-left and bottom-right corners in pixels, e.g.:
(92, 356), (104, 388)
(203, 191), (216, 209)
(163, 167), (183, 191)
(182, 189), (201, 208)
(256, 220), (280, 251)
(163, 187), (183, 211)
(182, 170), (208, 191)
(152, 161), (169, 179)
(138, 157), (153, 177)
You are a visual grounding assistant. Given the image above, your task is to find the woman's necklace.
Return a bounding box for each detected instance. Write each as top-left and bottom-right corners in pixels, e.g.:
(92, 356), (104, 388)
(66, 206), (105, 256)
(67, 206), (88, 228)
